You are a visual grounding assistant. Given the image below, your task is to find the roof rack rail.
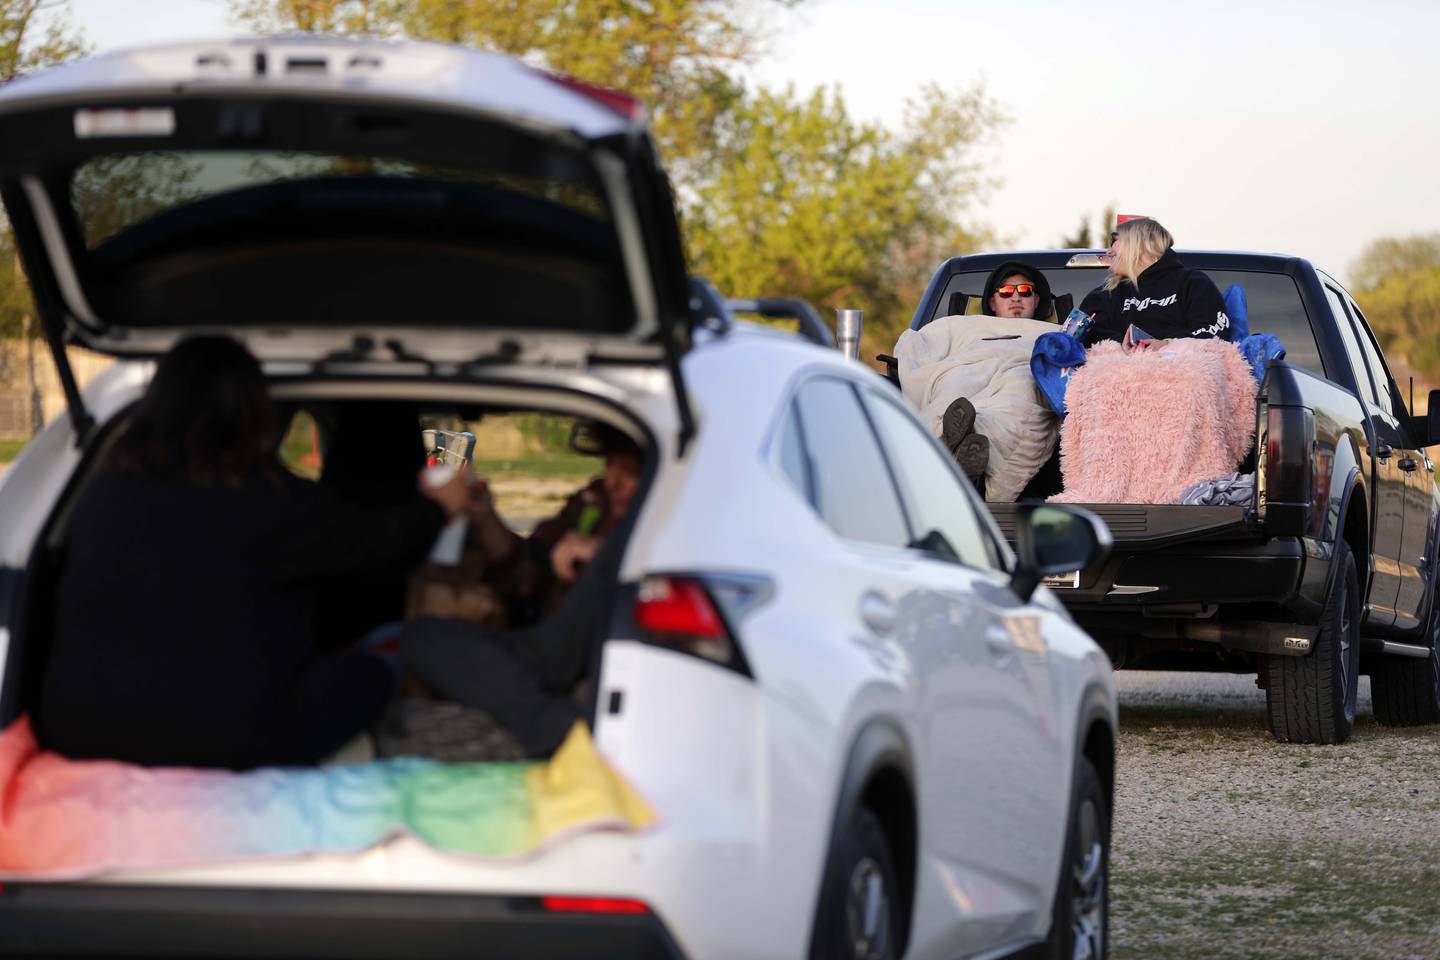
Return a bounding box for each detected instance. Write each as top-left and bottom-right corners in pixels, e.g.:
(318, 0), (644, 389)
(687, 276), (735, 336)
(725, 297), (835, 348)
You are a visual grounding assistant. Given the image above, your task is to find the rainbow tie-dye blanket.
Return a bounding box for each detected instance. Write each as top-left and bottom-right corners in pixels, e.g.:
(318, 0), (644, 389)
(0, 716), (655, 880)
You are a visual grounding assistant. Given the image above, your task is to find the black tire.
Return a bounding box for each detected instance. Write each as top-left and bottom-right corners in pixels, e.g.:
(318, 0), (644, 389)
(1046, 756), (1109, 960)
(1372, 594), (1440, 726)
(1266, 539), (1361, 744)
(810, 806), (901, 960)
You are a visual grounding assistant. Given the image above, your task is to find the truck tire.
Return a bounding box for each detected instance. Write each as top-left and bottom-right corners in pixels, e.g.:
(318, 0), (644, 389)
(1265, 539), (1360, 744)
(1371, 597), (1440, 726)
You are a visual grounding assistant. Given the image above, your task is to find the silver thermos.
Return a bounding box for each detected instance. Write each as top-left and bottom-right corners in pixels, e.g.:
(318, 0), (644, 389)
(835, 309), (863, 362)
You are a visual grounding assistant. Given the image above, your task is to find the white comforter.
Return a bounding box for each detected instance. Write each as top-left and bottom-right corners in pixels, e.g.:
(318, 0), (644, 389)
(893, 314), (1060, 501)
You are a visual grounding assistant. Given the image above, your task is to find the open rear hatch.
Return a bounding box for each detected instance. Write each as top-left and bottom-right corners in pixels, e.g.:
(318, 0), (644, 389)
(0, 36), (696, 450)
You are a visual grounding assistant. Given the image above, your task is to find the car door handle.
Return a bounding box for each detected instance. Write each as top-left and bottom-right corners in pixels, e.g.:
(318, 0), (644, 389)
(984, 627), (1014, 663)
(859, 592), (896, 636)
(1376, 443), (1393, 460)
(1399, 456), (1419, 472)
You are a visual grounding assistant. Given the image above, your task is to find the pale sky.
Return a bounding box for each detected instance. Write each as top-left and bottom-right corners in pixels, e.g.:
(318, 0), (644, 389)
(68, 0), (1440, 286)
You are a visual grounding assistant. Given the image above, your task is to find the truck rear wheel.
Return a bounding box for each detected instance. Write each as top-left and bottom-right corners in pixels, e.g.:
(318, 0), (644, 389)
(1265, 540), (1360, 744)
(1371, 595), (1440, 726)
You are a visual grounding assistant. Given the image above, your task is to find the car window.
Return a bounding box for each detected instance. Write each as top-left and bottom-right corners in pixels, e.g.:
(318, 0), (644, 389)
(933, 267), (1325, 377)
(1346, 298), (1408, 417)
(791, 378), (911, 550)
(860, 388), (1001, 570)
(777, 404), (814, 504)
(1324, 286), (1379, 406)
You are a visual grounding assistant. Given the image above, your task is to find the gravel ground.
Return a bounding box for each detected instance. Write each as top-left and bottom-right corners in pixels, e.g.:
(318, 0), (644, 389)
(1110, 670), (1440, 960)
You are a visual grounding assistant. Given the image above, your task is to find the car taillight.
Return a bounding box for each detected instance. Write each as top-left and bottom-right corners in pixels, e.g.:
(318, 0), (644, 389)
(542, 896), (650, 915)
(634, 575), (756, 670)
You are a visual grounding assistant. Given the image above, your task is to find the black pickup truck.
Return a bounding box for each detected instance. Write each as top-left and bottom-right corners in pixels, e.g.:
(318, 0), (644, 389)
(905, 250), (1440, 745)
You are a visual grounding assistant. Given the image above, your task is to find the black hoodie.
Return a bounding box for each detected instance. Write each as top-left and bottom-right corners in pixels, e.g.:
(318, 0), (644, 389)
(1079, 249), (1232, 347)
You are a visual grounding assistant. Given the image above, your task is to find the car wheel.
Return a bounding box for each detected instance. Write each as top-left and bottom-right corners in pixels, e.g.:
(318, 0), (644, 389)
(1047, 756), (1109, 960)
(1371, 589), (1440, 726)
(1265, 538), (1360, 744)
(811, 806), (900, 960)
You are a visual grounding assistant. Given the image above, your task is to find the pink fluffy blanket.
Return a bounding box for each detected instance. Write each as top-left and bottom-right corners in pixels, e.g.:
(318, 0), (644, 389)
(1050, 339), (1257, 505)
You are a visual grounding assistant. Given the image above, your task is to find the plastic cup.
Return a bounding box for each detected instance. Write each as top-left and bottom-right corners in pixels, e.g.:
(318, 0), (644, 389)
(423, 464), (469, 566)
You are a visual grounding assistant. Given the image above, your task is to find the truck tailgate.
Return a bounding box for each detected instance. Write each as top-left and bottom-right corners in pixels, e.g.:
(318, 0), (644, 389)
(987, 503), (1256, 551)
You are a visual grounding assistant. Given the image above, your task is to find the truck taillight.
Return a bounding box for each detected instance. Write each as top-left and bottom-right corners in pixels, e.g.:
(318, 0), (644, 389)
(1262, 404), (1315, 533)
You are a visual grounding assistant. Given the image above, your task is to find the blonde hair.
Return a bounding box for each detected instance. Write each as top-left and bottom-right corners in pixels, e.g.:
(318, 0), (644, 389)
(1104, 218), (1174, 291)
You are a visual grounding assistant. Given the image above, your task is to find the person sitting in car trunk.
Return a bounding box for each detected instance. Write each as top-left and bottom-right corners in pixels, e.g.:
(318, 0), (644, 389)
(464, 422), (642, 625)
(35, 336), (470, 770)
(399, 421), (644, 758)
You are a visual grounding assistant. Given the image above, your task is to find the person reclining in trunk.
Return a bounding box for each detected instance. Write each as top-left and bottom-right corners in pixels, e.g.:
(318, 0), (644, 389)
(938, 261), (1057, 494)
(35, 336), (470, 771)
(399, 422), (644, 758)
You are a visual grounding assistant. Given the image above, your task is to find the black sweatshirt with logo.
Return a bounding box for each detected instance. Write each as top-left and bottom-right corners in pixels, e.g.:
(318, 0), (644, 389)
(1079, 248), (1232, 348)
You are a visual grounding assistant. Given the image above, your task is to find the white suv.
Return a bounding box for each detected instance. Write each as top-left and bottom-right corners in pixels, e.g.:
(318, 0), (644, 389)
(0, 36), (1117, 960)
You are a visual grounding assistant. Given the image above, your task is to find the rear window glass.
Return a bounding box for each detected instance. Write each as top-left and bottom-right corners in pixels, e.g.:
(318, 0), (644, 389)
(934, 268), (1325, 379)
(71, 151), (610, 250)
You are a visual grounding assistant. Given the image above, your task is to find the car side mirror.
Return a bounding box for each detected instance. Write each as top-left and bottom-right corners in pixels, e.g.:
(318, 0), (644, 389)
(1009, 504), (1112, 603)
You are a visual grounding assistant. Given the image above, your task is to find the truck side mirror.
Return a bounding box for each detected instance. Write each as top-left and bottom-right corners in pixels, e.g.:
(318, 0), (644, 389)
(1009, 504), (1112, 603)
(1427, 389), (1440, 447)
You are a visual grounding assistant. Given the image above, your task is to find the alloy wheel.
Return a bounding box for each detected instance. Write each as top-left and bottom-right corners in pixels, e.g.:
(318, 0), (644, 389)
(1339, 586), (1357, 726)
(845, 856), (891, 960)
(1070, 798), (1106, 960)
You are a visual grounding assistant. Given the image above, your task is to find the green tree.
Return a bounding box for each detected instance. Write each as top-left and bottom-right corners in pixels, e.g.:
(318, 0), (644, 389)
(0, 2), (87, 439)
(230, 0), (1003, 358)
(1350, 232), (1440, 291)
(231, 0), (786, 177)
(1345, 234), (1440, 387)
(1058, 214), (1091, 249)
(0, 0), (87, 81)
(1057, 205), (1116, 249)
(684, 82), (1001, 356)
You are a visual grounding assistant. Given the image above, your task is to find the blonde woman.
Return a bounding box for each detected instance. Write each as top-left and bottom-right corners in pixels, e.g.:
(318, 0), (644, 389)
(1078, 217), (1232, 348)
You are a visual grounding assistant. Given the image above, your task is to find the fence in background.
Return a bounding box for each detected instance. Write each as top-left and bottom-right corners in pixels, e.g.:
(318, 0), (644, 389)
(0, 340), (114, 440)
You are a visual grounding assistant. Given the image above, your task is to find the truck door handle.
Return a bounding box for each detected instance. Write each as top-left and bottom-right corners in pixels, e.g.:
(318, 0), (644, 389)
(1376, 443), (1393, 460)
(859, 592), (896, 636)
(1399, 456), (1419, 472)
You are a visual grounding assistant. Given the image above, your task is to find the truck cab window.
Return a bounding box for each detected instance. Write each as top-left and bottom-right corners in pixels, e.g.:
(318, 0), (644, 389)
(1325, 286), (1384, 412)
(1347, 298), (1408, 417)
(1341, 295), (1395, 418)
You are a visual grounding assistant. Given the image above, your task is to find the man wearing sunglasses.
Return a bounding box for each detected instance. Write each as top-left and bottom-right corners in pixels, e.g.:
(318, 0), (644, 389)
(981, 261), (1053, 320)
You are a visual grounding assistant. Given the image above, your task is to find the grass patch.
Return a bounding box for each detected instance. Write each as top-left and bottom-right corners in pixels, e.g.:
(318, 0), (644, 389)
(471, 454), (598, 478)
(1112, 840), (1440, 959)
(0, 438), (27, 462)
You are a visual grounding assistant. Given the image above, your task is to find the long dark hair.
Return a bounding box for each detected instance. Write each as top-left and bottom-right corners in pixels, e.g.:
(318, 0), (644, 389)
(109, 336), (279, 485)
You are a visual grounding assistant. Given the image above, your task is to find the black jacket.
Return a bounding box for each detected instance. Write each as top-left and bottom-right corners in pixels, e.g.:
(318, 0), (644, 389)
(1080, 249), (1232, 347)
(36, 470), (447, 769)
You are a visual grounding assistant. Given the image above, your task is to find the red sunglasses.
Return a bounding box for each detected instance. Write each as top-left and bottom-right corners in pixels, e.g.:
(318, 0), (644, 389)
(994, 283), (1037, 299)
